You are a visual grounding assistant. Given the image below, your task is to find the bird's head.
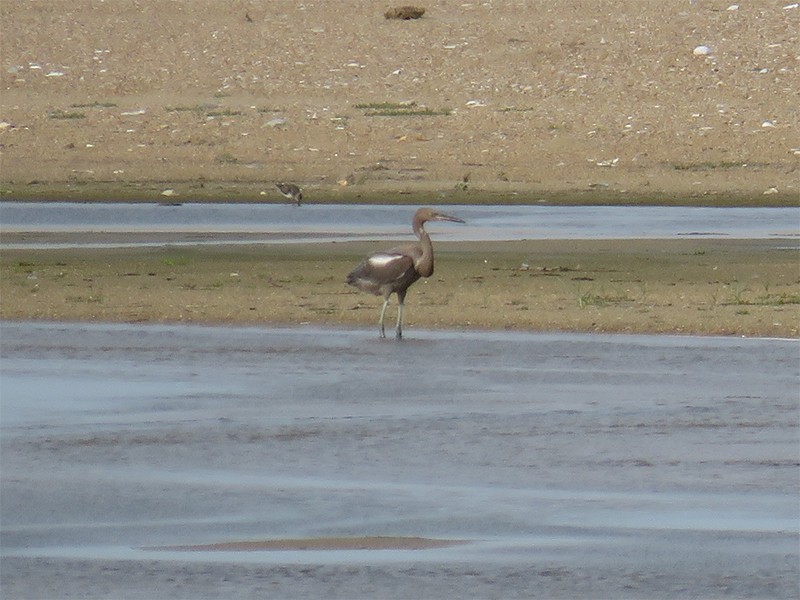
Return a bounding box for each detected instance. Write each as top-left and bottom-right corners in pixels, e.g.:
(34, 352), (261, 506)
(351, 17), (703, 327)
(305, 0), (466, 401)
(414, 207), (466, 227)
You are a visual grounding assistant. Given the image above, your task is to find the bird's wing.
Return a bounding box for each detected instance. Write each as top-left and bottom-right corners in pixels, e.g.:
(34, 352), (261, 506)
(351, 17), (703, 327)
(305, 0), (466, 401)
(347, 252), (414, 291)
(384, 242), (423, 265)
(366, 252), (416, 281)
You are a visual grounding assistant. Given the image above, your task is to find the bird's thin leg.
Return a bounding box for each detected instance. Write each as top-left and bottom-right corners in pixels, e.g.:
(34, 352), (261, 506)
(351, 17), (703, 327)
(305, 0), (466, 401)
(378, 298), (390, 338)
(395, 301), (404, 339)
(395, 290), (409, 339)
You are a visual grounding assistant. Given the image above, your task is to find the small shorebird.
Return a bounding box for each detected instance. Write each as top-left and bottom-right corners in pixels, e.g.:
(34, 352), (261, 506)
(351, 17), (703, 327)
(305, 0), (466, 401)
(275, 182), (303, 206)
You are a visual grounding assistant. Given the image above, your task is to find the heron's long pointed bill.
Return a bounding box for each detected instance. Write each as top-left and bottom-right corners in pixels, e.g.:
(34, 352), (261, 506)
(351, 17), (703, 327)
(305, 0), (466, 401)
(433, 213), (466, 224)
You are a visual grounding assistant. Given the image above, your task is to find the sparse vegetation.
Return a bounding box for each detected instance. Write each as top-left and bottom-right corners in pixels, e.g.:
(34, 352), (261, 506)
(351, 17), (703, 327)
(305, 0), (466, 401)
(355, 102), (416, 110)
(672, 162), (751, 171)
(70, 101), (117, 108)
(355, 102), (452, 117)
(161, 256), (190, 267)
(165, 105), (207, 114)
(574, 284), (633, 309)
(206, 109), (242, 118)
(1, 240), (797, 337)
(729, 281), (749, 305)
(369, 107), (452, 117)
(48, 110), (86, 119)
(216, 152), (240, 164)
(498, 106), (536, 113)
(165, 105), (242, 118)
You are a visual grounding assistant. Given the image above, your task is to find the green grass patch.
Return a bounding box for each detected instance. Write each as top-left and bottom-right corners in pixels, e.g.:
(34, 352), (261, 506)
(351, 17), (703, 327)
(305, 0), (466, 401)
(356, 101), (452, 117)
(165, 105), (207, 114)
(161, 256), (190, 267)
(48, 110), (86, 120)
(70, 101), (118, 108)
(206, 109), (242, 118)
(672, 161), (748, 171)
(355, 102), (416, 110)
(498, 106), (536, 113)
(165, 106), (242, 118)
(575, 286), (633, 309)
(738, 292), (800, 306)
(216, 152), (240, 164)
(366, 107), (452, 117)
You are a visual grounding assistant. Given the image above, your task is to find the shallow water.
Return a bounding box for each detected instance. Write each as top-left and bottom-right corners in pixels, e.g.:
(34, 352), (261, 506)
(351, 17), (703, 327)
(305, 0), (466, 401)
(1, 322), (798, 598)
(1, 203), (798, 248)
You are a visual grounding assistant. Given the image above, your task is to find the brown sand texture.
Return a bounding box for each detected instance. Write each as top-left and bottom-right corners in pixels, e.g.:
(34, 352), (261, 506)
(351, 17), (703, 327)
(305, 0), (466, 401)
(1, 1), (798, 203)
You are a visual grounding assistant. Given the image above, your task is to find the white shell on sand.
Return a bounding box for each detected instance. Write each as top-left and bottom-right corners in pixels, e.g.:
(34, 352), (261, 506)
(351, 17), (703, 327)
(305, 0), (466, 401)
(693, 45), (711, 56)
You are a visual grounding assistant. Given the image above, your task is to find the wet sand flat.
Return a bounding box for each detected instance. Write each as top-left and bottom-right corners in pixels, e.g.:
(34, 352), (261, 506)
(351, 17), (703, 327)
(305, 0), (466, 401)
(2, 237), (798, 337)
(1, 322), (798, 598)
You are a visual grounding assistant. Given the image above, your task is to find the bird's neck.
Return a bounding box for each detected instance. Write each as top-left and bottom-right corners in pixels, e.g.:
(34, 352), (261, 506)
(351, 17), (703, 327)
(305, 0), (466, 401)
(415, 225), (434, 277)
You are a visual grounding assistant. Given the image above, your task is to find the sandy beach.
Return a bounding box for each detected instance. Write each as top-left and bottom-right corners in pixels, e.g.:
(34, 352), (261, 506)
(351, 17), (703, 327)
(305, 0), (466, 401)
(1, 1), (798, 204)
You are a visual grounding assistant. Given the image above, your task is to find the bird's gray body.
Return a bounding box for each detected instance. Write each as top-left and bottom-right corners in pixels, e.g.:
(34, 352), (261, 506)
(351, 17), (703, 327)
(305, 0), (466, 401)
(346, 207), (464, 339)
(346, 245), (422, 300)
(275, 182), (303, 205)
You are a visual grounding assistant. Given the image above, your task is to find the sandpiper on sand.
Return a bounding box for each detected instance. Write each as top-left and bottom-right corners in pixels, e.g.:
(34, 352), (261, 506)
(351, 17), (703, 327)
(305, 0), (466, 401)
(275, 182), (303, 206)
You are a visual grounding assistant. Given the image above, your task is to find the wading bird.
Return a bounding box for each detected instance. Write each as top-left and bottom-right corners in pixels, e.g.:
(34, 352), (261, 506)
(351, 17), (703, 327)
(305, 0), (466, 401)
(346, 207), (465, 339)
(275, 182), (303, 206)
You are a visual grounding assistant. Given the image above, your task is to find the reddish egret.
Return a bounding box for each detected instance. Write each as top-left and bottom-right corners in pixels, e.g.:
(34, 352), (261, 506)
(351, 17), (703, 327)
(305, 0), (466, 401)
(276, 182), (302, 206)
(346, 207), (465, 339)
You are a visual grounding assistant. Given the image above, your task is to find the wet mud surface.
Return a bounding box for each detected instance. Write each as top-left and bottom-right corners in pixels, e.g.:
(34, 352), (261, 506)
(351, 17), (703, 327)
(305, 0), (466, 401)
(1, 322), (798, 598)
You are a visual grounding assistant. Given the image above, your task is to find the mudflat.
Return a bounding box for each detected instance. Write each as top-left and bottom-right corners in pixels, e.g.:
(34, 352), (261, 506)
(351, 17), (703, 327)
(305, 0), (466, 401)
(1, 1), (798, 204)
(2, 239), (798, 337)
